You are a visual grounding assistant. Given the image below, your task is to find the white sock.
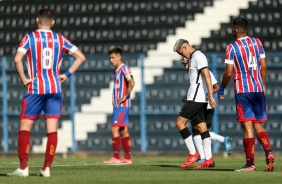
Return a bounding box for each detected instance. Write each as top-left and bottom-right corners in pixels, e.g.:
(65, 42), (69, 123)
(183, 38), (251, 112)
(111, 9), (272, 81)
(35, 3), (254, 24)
(193, 135), (205, 159)
(210, 132), (225, 143)
(202, 137), (212, 160)
(184, 135), (196, 155)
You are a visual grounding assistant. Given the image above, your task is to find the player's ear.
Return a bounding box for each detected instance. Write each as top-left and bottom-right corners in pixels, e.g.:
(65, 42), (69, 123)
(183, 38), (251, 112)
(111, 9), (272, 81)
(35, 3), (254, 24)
(36, 17), (40, 24)
(51, 20), (55, 26)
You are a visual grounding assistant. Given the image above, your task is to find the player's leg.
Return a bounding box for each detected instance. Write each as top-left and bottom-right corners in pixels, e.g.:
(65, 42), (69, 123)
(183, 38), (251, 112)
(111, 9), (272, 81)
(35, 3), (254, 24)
(194, 121), (215, 168)
(39, 93), (62, 177)
(7, 94), (43, 177)
(103, 126), (122, 163)
(176, 116), (198, 168)
(254, 123), (274, 171)
(209, 131), (232, 155)
(120, 126), (132, 164)
(177, 101), (198, 168)
(209, 129), (233, 156)
(7, 119), (34, 177)
(192, 127), (205, 162)
(207, 109), (225, 143)
(118, 107), (132, 163)
(39, 118), (59, 177)
(104, 107), (124, 164)
(234, 93), (257, 172)
(252, 92), (274, 171)
(234, 121), (257, 172)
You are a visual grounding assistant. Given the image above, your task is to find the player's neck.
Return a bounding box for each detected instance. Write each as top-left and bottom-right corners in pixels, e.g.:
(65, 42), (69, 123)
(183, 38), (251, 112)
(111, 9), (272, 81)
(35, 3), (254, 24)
(236, 33), (247, 39)
(38, 25), (52, 30)
(115, 62), (123, 69)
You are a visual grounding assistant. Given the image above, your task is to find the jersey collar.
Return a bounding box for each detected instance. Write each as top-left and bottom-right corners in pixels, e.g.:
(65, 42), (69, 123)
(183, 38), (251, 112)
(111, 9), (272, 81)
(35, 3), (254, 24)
(189, 49), (199, 60)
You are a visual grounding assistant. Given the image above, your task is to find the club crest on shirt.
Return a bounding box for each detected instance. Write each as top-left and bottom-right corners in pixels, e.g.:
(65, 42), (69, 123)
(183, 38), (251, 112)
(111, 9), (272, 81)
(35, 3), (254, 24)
(189, 69), (196, 74)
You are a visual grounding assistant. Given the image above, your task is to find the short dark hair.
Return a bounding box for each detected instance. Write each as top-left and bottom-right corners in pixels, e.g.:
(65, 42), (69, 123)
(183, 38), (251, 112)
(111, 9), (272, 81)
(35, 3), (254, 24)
(109, 47), (122, 56)
(233, 17), (248, 32)
(38, 8), (55, 20)
(37, 8), (54, 26)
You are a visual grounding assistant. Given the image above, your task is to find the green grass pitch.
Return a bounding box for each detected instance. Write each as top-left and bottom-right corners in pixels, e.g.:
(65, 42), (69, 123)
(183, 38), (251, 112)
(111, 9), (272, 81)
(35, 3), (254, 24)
(0, 152), (281, 184)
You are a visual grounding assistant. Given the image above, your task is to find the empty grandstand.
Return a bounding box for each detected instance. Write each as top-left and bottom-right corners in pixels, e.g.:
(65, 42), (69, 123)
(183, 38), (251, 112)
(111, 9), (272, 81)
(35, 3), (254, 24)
(0, 0), (281, 154)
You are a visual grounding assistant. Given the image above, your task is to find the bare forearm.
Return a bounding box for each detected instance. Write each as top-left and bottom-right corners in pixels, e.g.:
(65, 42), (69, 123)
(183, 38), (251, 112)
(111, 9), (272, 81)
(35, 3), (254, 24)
(125, 80), (135, 98)
(14, 60), (27, 83)
(68, 50), (86, 74)
(206, 77), (213, 99)
(221, 71), (231, 88)
(261, 65), (267, 88)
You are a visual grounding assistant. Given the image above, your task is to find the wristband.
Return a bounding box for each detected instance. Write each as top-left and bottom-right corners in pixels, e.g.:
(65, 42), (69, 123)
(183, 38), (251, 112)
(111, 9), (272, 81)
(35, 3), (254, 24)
(64, 70), (72, 78)
(218, 85), (225, 96)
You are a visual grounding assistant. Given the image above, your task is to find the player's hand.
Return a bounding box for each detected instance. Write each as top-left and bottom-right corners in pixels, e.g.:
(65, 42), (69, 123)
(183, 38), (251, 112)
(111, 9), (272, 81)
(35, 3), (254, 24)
(182, 96), (187, 102)
(23, 77), (36, 88)
(209, 96), (217, 109)
(182, 57), (188, 64)
(182, 57), (189, 67)
(117, 97), (126, 104)
(59, 74), (68, 83)
(217, 85), (225, 100)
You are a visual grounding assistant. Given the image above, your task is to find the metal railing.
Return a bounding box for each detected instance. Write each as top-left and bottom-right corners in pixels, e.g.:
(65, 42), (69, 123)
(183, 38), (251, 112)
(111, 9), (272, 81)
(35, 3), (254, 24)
(1, 52), (282, 152)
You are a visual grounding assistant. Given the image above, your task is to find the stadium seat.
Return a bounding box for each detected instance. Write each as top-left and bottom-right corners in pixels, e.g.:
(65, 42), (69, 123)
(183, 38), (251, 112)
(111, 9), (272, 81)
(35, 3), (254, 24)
(1, 0), (282, 153)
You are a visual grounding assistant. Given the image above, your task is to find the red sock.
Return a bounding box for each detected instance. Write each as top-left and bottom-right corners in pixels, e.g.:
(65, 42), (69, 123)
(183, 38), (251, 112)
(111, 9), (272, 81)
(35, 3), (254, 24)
(257, 131), (272, 156)
(122, 136), (131, 159)
(243, 138), (255, 166)
(42, 132), (58, 171)
(112, 136), (121, 159)
(18, 130), (30, 169)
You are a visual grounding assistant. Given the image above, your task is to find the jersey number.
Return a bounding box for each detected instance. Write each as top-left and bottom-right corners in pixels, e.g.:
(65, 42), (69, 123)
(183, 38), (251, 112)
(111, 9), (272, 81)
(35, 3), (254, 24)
(42, 48), (53, 69)
(248, 54), (257, 70)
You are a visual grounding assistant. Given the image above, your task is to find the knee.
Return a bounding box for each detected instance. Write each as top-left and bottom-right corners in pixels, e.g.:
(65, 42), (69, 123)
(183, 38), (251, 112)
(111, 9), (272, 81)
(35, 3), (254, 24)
(254, 123), (266, 133)
(195, 123), (207, 133)
(176, 121), (183, 130)
(120, 127), (129, 137)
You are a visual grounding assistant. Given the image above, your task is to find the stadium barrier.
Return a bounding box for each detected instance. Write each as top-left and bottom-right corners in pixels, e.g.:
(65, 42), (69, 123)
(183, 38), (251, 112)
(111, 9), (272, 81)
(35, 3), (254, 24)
(1, 52), (282, 152)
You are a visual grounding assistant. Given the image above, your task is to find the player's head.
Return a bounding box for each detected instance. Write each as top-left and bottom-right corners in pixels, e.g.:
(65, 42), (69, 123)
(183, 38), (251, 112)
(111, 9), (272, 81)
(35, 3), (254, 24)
(36, 8), (55, 28)
(232, 17), (248, 38)
(109, 47), (123, 68)
(173, 39), (192, 58)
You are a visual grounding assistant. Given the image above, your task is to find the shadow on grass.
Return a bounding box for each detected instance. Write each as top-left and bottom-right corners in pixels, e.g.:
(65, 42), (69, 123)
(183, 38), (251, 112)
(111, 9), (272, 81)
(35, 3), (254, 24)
(0, 173), (40, 177)
(150, 164), (179, 168)
(150, 164), (235, 171)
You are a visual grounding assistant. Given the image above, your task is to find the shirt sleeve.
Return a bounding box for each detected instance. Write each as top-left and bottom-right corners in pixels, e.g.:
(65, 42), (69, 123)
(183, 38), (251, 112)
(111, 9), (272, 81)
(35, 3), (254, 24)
(122, 65), (133, 81)
(225, 44), (235, 64)
(196, 52), (209, 70)
(257, 38), (266, 58)
(17, 35), (30, 54)
(209, 71), (218, 85)
(62, 36), (78, 55)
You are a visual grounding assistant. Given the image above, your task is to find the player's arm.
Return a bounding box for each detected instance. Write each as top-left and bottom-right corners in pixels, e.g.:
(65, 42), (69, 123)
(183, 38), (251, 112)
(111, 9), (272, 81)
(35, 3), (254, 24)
(117, 75), (135, 104)
(181, 57), (189, 102)
(202, 68), (217, 109)
(182, 57), (189, 72)
(14, 52), (35, 88)
(213, 83), (220, 93)
(60, 49), (86, 83)
(218, 64), (233, 99)
(260, 57), (267, 92)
